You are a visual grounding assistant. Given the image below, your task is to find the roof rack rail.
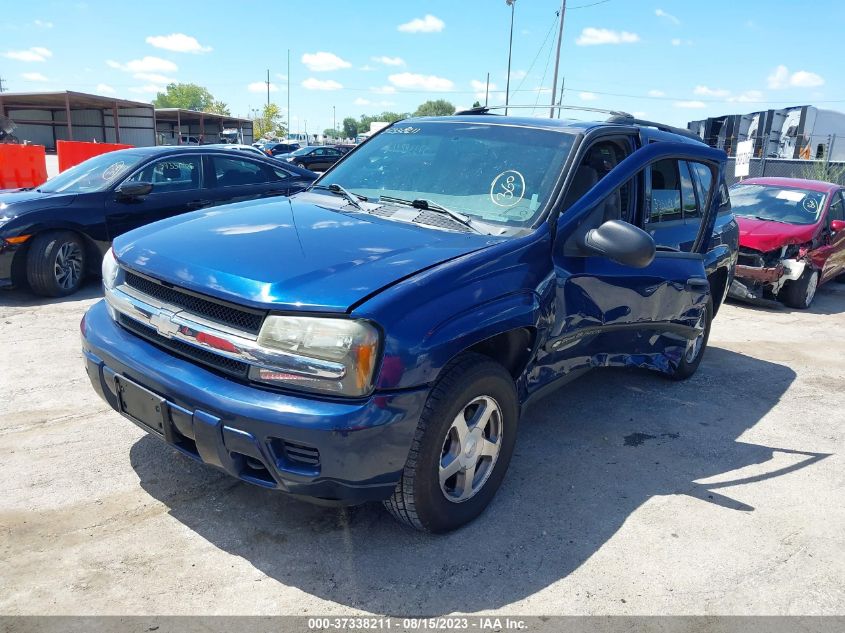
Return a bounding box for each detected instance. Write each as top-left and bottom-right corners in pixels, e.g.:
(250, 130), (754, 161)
(455, 104), (633, 117)
(604, 114), (702, 142)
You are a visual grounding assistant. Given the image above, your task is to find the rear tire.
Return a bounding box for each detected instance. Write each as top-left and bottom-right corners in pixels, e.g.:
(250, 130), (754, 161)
(384, 353), (519, 533)
(667, 298), (712, 381)
(780, 268), (819, 309)
(26, 231), (86, 297)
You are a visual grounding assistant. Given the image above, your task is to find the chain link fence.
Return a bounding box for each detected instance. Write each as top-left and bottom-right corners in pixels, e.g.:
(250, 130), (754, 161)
(724, 157), (845, 187)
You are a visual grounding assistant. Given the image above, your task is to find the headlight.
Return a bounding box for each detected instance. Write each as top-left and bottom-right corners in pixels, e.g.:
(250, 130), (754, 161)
(250, 316), (380, 397)
(102, 248), (119, 290)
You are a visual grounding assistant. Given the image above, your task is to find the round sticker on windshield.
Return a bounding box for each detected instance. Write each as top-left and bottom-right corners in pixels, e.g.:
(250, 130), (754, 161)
(490, 170), (526, 208)
(802, 196), (819, 213)
(102, 161), (126, 180)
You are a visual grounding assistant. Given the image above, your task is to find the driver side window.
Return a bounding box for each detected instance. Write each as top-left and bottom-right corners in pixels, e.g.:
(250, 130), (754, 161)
(829, 192), (845, 224)
(126, 156), (202, 192)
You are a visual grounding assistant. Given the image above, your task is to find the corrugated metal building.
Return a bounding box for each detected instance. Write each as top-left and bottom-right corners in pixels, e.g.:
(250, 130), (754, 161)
(0, 91), (156, 149)
(154, 109), (253, 145)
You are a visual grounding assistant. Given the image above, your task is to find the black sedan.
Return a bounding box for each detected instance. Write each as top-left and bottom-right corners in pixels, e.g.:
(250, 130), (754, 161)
(0, 146), (317, 296)
(262, 142), (301, 157)
(280, 145), (344, 171)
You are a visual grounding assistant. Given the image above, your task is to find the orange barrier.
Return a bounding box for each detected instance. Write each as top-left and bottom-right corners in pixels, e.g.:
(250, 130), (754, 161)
(0, 144), (48, 189)
(57, 140), (134, 173)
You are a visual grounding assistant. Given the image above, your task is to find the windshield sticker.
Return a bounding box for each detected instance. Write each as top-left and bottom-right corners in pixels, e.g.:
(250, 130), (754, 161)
(802, 196), (820, 213)
(102, 162), (127, 180)
(490, 170), (526, 208)
(383, 126), (421, 135)
(529, 193), (539, 212)
(775, 190), (805, 202)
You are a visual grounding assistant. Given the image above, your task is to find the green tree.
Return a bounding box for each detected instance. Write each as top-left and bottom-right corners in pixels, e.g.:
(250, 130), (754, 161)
(342, 117), (359, 139)
(323, 127), (341, 139)
(153, 83), (217, 111)
(413, 99), (455, 117)
(356, 111), (408, 134)
(253, 103), (284, 140)
(472, 100), (481, 108)
(206, 100), (231, 116)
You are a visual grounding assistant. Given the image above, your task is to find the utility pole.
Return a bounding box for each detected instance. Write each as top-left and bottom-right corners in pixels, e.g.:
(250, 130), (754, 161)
(505, 0), (516, 116)
(287, 49), (291, 139)
(549, 0), (567, 118)
(266, 69), (270, 107)
(557, 77), (565, 118)
(333, 105), (336, 136)
(485, 72), (490, 106)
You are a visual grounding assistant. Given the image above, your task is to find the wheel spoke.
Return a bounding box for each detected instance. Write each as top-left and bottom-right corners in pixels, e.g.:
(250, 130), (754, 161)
(458, 462), (477, 500)
(480, 438), (499, 458)
(468, 396), (495, 432)
(450, 411), (470, 446)
(439, 455), (462, 485)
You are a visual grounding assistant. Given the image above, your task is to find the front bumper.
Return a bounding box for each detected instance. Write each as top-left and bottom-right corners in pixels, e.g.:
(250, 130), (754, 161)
(81, 300), (426, 504)
(728, 258), (807, 303)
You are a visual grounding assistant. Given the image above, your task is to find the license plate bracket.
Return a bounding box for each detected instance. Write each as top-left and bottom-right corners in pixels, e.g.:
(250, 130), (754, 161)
(114, 375), (166, 436)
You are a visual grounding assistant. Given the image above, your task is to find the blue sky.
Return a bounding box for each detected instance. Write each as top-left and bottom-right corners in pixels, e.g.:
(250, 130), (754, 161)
(2, 0), (843, 134)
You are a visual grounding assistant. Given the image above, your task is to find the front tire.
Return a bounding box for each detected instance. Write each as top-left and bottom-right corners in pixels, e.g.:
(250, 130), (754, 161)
(780, 268), (819, 309)
(26, 230), (86, 297)
(384, 353), (519, 533)
(668, 298), (712, 381)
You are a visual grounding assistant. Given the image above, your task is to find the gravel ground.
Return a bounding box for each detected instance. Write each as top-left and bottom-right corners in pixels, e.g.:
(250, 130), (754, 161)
(1, 281), (843, 616)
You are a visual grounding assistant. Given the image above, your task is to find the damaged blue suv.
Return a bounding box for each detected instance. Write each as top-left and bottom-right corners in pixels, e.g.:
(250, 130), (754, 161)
(81, 109), (737, 532)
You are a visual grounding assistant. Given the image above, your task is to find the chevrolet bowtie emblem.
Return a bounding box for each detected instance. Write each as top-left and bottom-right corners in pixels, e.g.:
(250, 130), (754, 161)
(149, 309), (180, 339)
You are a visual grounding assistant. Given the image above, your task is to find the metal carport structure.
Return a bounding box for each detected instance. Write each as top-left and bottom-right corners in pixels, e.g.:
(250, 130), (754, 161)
(154, 109), (254, 145)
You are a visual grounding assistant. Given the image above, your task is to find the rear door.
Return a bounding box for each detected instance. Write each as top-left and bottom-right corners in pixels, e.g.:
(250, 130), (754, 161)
(207, 154), (284, 206)
(105, 154), (207, 239)
(543, 140), (723, 385)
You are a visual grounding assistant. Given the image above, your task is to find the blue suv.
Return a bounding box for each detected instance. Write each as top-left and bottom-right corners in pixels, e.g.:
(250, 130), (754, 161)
(81, 110), (737, 532)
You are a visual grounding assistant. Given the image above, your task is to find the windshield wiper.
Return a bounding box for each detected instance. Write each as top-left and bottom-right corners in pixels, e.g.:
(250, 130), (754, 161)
(379, 195), (482, 234)
(311, 183), (365, 211)
(743, 214), (790, 224)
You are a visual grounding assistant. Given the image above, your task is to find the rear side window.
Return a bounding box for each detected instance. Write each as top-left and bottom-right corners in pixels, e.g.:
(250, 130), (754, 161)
(212, 156), (269, 187)
(127, 156), (202, 192)
(828, 192), (844, 222)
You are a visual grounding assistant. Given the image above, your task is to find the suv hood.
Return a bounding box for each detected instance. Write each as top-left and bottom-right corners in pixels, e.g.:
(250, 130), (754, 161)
(736, 216), (821, 252)
(114, 195), (500, 312)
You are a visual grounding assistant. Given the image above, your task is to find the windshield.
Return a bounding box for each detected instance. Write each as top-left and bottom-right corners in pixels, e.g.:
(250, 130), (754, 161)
(730, 183), (827, 225)
(323, 121), (575, 228)
(38, 151), (145, 194)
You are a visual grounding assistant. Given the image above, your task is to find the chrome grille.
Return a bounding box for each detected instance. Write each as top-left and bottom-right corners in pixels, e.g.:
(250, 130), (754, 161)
(124, 270), (265, 335)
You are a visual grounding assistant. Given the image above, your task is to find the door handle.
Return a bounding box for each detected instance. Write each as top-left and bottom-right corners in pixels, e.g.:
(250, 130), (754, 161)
(186, 200), (211, 209)
(685, 277), (710, 291)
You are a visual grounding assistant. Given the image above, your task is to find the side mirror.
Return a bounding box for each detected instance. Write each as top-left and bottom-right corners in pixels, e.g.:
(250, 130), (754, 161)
(580, 220), (656, 268)
(831, 219), (845, 233)
(115, 181), (153, 199)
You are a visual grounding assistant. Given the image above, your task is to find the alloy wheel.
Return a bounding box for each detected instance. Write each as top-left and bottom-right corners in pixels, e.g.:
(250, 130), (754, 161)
(54, 242), (83, 290)
(439, 395), (503, 503)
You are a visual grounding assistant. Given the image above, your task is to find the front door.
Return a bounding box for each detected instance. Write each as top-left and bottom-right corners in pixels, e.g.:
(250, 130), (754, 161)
(106, 154), (206, 239)
(531, 140), (723, 394)
(819, 190), (845, 283)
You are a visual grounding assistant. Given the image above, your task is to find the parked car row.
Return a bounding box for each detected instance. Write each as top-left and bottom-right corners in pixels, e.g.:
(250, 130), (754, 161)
(0, 147), (317, 295)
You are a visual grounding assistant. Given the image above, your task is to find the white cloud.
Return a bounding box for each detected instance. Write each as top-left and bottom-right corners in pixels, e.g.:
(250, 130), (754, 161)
(790, 70), (824, 87)
(302, 77), (343, 91)
(301, 51), (351, 72)
(655, 9), (680, 25)
(510, 69), (527, 80)
(694, 85), (730, 98)
(247, 81), (278, 93)
(21, 72), (48, 82)
(674, 100), (706, 109)
(354, 97), (395, 107)
(145, 33), (211, 54)
(129, 84), (165, 94)
(671, 38), (681, 46)
(768, 65), (824, 89)
(134, 72), (175, 84)
(398, 14), (444, 33)
(96, 83), (116, 94)
(276, 73), (288, 81)
(728, 90), (764, 103)
(108, 56), (178, 73)
(354, 98), (372, 106)
(3, 47), (52, 62)
(359, 65), (376, 71)
(372, 55), (405, 66)
(34, 19), (53, 28)
(389, 72), (453, 90)
(647, 89), (665, 97)
(371, 86), (397, 94)
(470, 79), (497, 101)
(576, 27), (640, 46)
(579, 92), (599, 101)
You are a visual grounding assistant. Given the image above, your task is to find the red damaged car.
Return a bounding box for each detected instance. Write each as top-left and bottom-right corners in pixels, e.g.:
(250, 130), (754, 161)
(728, 177), (845, 308)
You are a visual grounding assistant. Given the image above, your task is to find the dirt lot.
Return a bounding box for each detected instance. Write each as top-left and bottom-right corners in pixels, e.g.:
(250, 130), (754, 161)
(1, 282), (843, 616)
